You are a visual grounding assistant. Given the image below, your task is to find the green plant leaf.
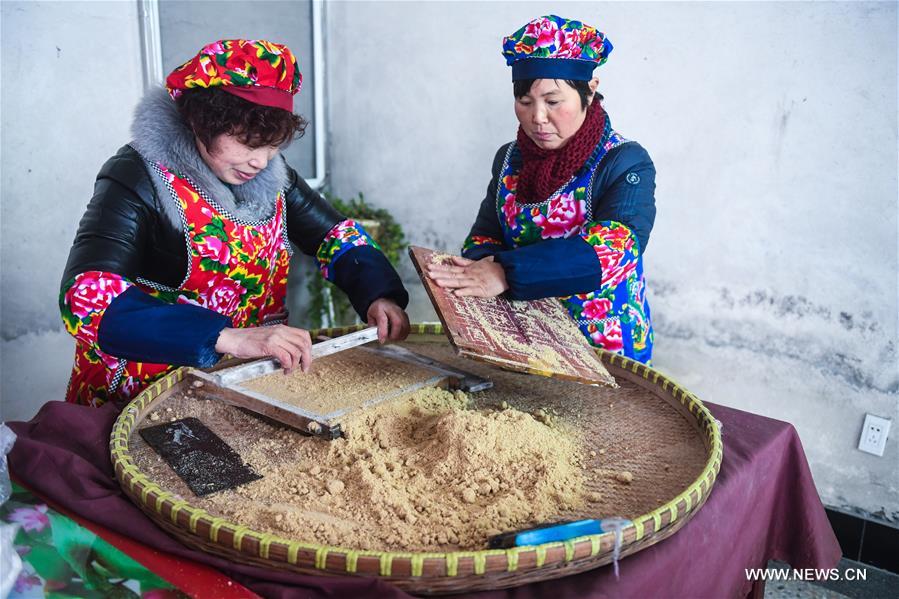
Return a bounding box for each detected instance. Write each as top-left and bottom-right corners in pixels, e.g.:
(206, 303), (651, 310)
(306, 191), (408, 328)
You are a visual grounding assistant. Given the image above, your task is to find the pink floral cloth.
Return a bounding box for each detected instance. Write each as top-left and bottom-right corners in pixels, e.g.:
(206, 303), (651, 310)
(8, 505), (49, 533)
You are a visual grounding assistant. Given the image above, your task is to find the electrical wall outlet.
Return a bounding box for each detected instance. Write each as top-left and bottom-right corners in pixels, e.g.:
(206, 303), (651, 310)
(857, 414), (891, 456)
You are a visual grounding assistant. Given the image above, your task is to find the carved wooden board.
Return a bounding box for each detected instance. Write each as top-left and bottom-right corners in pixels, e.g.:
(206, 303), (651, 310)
(409, 246), (616, 387)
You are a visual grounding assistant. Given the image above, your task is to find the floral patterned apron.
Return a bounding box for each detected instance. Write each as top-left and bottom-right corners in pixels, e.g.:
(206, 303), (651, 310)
(477, 126), (653, 363)
(61, 164), (291, 406)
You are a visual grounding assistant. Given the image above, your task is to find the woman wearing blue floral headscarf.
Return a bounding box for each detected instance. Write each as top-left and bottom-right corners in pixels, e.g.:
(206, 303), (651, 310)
(429, 15), (656, 364)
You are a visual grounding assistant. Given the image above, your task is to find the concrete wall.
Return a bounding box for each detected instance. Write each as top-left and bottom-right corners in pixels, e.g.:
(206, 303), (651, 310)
(0, 1), (896, 521)
(0, 1), (323, 420)
(156, 0), (318, 179)
(324, 2), (898, 519)
(1, 1), (144, 421)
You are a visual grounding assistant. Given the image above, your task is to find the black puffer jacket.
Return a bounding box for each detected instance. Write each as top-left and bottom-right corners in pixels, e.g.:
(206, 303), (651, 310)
(61, 86), (408, 319)
(58, 89), (409, 407)
(62, 144), (347, 291)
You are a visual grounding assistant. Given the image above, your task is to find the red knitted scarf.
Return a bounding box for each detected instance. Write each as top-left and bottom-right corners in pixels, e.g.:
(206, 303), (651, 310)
(516, 99), (606, 203)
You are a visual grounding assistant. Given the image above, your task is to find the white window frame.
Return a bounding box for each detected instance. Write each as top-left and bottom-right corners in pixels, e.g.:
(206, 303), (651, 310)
(137, 0), (327, 189)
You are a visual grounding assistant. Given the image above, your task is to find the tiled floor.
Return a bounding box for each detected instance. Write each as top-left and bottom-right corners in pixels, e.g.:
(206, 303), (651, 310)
(764, 559), (898, 599)
(765, 579), (852, 599)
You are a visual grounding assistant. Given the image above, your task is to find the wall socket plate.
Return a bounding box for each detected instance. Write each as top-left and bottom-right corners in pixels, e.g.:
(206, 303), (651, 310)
(858, 414), (891, 456)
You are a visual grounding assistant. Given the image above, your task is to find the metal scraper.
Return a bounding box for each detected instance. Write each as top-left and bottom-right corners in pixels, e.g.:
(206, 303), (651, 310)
(211, 326), (380, 387)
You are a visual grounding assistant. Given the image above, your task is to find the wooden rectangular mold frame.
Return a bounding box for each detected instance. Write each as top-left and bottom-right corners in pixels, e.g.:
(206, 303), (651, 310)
(187, 350), (459, 439)
(408, 245), (616, 387)
(210, 327), (381, 388)
(186, 370), (345, 439)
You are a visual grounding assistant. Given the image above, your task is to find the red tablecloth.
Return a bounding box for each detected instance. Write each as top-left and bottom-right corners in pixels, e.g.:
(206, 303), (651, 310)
(7, 400), (840, 598)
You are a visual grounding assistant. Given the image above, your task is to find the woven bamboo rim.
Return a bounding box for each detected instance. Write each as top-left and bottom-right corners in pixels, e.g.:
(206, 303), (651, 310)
(110, 324), (723, 594)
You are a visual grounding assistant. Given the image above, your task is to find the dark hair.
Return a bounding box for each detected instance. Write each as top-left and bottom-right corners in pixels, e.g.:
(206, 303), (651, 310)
(176, 87), (307, 150)
(513, 79), (603, 110)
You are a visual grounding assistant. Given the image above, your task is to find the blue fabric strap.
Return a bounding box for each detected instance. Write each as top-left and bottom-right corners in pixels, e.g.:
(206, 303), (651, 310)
(512, 58), (596, 81)
(97, 286), (231, 368)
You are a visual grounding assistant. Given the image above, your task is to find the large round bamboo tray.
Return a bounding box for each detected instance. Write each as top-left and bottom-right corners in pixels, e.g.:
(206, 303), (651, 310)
(111, 324), (722, 594)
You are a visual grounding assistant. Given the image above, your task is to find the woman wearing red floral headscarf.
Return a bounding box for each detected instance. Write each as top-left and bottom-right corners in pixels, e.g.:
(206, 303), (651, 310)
(60, 40), (410, 407)
(429, 16), (655, 364)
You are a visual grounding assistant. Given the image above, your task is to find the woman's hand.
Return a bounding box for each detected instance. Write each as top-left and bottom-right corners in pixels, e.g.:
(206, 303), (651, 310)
(215, 324), (312, 374)
(367, 298), (411, 343)
(427, 256), (509, 298)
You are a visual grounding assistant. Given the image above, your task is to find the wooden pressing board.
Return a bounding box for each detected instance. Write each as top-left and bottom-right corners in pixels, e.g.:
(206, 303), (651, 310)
(409, 245), (616, 387)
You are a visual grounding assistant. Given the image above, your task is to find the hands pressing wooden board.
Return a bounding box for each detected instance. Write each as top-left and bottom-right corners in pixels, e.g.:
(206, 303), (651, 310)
(409, 246), (616, 387)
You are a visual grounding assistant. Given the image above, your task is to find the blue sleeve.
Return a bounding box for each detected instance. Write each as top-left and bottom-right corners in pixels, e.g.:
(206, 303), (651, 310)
(331, 245), (410, 320)
(493, 237), (601, 301)
(97, 287), (231, 367)
(592, 143), (657, 253)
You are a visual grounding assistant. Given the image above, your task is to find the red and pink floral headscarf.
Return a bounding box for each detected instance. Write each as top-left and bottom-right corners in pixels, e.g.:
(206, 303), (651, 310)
(166, 39), (302, 111)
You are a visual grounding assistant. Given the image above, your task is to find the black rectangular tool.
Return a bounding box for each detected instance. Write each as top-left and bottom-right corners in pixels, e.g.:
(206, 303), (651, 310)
(139, 417), (261, 496)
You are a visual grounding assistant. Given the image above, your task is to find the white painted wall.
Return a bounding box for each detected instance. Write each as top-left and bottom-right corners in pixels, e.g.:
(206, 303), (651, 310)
(0, 1), (144, 421)
(0, 1), (896, 521)
(0, 1), (324, 421)
(324, 1), (898, 518)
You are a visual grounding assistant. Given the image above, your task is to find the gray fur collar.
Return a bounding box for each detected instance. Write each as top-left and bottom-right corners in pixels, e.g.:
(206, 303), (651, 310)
(130, 87), (287, 222)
